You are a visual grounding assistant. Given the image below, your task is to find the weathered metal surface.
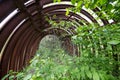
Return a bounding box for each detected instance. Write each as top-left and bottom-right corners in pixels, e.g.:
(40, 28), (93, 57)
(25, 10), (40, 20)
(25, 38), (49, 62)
(0, 0), (16, 22)
(0, 0), (112, 79)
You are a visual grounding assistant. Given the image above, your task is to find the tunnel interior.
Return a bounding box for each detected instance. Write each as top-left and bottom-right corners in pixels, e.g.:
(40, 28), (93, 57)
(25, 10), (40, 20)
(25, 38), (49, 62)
(0, 0), (114, 79)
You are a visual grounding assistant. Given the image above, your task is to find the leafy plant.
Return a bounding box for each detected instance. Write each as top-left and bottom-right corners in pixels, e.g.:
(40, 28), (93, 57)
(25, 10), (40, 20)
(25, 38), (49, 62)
(2, 23), (120, 79)
(2, 0), (120, 79)
(54, 0), (120, 21)
(72, 23), (120, 80)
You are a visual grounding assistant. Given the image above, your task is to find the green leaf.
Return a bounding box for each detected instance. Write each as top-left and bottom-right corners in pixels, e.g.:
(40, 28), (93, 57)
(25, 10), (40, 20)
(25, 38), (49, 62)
(71, 0), (76, 4)
(57, 0), (61, 2)
(81, 66), (85, 78)
(9, 75), (15, 80)
(107, 40), (120, 45)
(85, 66), (92, 79)
(66, 8), (69, 16)
(93, 71), (100, 80)
(99, 73), (105, 80)
(99, 0), (107, 5)
(72, 35), (77, 40)
(2, 74), (10, 80)
(91, 0), (97, 8)
(107, 4), (113, 10)
(23, 74), (32, 80)
(76, 1), (83, 12)
(16, 72), (24, 79)
(85, 3), (89, 8)
(91, 68), (100, 80)
(86, 70), (92, 79)
(92, 0), (97, 4)
(53, 0), (57, 2)
(53, 0), (61, 2)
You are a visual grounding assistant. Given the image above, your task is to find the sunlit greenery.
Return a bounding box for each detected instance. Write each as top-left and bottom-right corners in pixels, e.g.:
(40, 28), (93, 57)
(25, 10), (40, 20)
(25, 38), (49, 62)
(2, 0), (120, 80)
(54, 0), (120, 21)
(2, 23), (120, 80)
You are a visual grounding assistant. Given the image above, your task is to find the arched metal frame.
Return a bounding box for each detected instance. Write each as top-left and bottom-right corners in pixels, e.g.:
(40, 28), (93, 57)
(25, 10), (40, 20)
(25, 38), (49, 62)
(0, 0), (114, 78)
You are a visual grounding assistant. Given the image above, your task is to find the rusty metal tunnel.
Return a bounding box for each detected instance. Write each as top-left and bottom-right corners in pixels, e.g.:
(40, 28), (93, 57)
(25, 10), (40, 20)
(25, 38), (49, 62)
(0, 0), (114, 79)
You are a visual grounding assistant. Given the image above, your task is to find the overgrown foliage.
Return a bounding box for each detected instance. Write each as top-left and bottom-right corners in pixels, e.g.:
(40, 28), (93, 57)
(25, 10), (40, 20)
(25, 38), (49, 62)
(72, 23), (120, 79)
(2, 0), (120, 80)
(2, 23), (120, 80)
(54, 0), (120, 21)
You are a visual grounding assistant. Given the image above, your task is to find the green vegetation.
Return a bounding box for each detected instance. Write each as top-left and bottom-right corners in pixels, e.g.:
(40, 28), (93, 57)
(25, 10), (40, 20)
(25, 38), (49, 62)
(72, 23), (120, 80)
(2, 23), (120, 80)
(2, 0), (120, 80)
(54, 0), (120, 21)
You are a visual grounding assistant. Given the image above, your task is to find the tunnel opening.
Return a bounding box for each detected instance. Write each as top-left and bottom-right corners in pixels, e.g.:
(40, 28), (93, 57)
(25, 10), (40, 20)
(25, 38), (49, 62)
(38, 35), (63, 55)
